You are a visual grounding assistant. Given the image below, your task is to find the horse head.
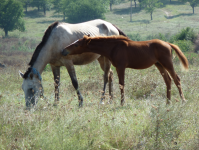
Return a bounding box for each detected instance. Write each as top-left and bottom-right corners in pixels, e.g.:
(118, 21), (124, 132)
(62, 35), (91, 56)
(19, 67), (43, 109)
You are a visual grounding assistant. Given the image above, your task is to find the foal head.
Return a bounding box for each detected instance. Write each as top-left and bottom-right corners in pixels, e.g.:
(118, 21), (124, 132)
(62, 35), (91, 56)
(19, 67), (43, 109)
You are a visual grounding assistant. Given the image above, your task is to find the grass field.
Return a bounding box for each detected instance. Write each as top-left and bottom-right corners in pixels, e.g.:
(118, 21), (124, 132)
(1, 0), (199, 149)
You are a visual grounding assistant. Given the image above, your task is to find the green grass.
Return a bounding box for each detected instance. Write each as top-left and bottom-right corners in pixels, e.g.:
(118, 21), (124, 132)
(1, 0), (199, 149)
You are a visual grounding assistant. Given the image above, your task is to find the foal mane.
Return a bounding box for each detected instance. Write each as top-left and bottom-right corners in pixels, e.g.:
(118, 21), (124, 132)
(28, 21), (59, 67)
(84, 35), (129, 41)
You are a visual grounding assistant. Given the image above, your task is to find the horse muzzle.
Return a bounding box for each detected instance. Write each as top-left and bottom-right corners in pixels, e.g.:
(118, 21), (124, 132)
(62, 49), (70, 56)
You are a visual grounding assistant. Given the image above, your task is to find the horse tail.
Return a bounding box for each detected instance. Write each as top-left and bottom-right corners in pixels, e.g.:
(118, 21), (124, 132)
(111, 24), (128, 37)
(168, 43), (189, 70)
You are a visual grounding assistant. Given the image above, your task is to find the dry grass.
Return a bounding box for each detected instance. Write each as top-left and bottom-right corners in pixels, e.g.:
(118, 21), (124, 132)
(1, 59), (199, 149)
(1, 0), (199, 149)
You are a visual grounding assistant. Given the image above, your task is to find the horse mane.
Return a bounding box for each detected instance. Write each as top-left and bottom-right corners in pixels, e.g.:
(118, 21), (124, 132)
(28, 21), (59, 66)
(111, 24), (128, 37)
(23, 67), (32, 79)
(83, 35), (129, 41)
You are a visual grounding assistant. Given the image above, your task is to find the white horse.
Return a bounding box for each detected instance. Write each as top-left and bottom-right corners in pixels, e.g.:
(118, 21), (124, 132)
(19, 19), (127, 108)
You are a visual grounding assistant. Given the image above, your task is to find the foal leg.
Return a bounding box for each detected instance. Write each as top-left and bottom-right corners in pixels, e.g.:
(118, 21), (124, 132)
(98, 56), (113, 104)
(116, 66), (125, 106)
(64, 62), (84, 107)
(159, 60), (186, 103)
(51, 65), (60, 105)
(155, 63), (172, 104)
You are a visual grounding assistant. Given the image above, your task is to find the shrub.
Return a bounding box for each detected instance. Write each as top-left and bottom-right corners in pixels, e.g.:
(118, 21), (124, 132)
(171, 27), (197, 43)
(127, 33), (142, 41)
(173, 40), (194, 52)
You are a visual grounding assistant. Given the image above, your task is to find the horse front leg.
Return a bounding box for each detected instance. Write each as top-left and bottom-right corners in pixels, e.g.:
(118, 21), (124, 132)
(98, 56), (113, 104)
(65, 63), (83, 107)
(116, 66), (125, 106)
(51, 65), (60, 105)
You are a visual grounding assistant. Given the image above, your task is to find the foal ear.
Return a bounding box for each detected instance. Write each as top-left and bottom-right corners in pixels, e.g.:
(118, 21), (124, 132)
(19, 70), (24, 78)
(86, 39), (91, 45)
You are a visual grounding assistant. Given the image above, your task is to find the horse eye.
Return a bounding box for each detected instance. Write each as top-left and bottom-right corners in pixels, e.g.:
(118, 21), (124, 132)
(29, 88), (34, 93)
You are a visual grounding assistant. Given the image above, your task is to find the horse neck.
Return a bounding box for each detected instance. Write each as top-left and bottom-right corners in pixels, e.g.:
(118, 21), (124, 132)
(32, 46), (51, 74)
(88, 39), (116, 59)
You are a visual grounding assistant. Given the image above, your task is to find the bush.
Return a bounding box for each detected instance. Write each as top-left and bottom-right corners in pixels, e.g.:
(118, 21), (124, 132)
(173, 40), (194, 52)
(127, 33), (142, 41)
(171, 27), (197, 43)
(66, 0), (107, 23)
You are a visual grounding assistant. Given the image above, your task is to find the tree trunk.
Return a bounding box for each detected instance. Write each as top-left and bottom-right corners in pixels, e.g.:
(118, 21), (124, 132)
(193, 6), (194, 14)
(43, 6), (46, 15)
(63, 12), (65, 21)
(170, 0), (171, 3)
(25, 3), (28, 13)
(5, 30), (8, 37)
(151, 12), (153, 20)
(110, 3), (112, 11)
(130, 0), (132, 22)
(134, 0), (136, 8)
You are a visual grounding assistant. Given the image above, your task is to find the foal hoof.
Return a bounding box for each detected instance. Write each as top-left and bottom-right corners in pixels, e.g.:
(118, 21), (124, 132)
(79, 101), (83, 107)
(182, 99), (187, 104)
(121, 100), (125, 106)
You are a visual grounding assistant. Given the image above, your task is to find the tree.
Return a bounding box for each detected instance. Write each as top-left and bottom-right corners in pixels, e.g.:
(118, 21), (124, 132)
(18, 0), (31, 13)
(130, 0), (132, 21)
(109, 0), (122, 11)
(31, 0), (52, 15)
(52, 0), (71, 21)
(0, 0), (25, 37)
(180, 0), (199, 14)
(142, 0), (163, 20)
(66, 0), (107, 23)
(138, 0), (143, 10)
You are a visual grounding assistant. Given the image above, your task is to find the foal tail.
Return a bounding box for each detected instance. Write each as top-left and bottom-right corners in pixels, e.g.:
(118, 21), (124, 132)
(168, 43), (189, 70)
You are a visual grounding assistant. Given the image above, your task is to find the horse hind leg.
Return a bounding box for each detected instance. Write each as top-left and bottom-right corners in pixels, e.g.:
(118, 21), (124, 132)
(155, 63), (172, 104)
(51, 65), (60, 106)
(98, 56), (113, 104)
(159, 59), (186, 103)
(65, 62), (83, 107)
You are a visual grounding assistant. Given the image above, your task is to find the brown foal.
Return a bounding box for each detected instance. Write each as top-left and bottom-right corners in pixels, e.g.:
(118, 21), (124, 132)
(62, 35), (188, 105)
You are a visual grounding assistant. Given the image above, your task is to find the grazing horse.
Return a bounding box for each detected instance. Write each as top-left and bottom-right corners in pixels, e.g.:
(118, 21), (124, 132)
(19, 19), (127, 108)
(62, 35), (189, 105)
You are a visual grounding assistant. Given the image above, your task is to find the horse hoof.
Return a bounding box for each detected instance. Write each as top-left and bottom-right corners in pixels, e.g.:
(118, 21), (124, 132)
(53, 103), (58, 107)
(100, 101), (105, 105)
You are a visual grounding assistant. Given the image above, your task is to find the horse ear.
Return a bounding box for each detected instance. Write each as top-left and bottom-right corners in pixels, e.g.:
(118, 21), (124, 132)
(19, 70), (24, 78)
(29, 73), (33, 80)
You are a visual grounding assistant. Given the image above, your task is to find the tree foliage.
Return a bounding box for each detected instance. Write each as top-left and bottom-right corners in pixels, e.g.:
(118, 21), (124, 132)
(31, 0), (52, 15)
(180, 0), (199, 13)
(109, 0), (123, 11)
(142, 0), (163, 20)
(66, 0), (107, 23)
(52, 0), (71, 21)
(0, 0), (25, 37)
